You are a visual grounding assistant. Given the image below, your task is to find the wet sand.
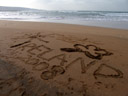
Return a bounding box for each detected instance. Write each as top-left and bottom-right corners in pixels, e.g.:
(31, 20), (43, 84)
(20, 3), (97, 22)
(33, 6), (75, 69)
(0, 20), (128, 96)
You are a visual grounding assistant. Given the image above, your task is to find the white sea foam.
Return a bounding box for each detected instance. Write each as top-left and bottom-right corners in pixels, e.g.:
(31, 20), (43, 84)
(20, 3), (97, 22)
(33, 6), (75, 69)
(0, 10), (128, 29)
(0, 10), (128, 21)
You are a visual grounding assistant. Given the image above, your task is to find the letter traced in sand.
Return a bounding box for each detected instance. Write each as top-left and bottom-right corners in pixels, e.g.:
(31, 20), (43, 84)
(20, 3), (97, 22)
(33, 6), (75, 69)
(28, 32), (49, 43)
(65, 57), (86, 74)
(16, 43), (37, 51)
(26, 57), (40, 65)
(61, 44), (113, 60)
(66, 58), (97, 74)
(27, 44), (52, 55)
(41, 65), (65, 80)
(51, 65), (65, 75)
(17, 55), (40, 65)
(84, 60), (97, 73)
(93, 64), (123, 79)
(38, 53), (67, 66)
(10, 40), (31, 48)
(32, 62), (49, 71)
(41, 71), (55, 80)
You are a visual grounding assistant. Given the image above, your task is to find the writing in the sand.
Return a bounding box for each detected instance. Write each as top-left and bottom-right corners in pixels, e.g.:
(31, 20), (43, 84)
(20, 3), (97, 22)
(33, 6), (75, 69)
(10, 33), (123, 81)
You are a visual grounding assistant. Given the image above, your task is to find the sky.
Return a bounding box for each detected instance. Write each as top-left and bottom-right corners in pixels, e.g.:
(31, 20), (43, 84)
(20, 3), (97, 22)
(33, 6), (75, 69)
(0, 0), (128, 11)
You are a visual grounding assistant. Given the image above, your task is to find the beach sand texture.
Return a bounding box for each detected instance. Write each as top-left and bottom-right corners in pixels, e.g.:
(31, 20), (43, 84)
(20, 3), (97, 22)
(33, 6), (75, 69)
(0, 20), (128, 96)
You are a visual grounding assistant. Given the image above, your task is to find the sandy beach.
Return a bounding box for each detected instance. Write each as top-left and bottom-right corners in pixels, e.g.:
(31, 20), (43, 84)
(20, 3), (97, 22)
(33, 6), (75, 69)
(0, 20), (128, 96)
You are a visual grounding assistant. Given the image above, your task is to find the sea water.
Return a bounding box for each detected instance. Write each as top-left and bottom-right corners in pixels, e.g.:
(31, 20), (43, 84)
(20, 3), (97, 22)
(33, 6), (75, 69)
(0, 10), (128, 29)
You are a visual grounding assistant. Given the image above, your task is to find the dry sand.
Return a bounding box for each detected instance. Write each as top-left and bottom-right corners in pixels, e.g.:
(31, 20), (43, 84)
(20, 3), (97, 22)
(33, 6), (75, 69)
(0, 20), (128, 96)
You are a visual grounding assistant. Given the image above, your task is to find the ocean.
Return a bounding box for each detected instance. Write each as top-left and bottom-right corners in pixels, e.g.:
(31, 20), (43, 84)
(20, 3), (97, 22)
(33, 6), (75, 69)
(0, 10), (128, 29)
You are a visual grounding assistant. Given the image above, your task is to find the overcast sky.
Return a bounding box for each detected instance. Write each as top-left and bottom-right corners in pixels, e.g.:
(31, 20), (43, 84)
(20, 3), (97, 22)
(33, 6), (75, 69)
(0, 0), (128, 11)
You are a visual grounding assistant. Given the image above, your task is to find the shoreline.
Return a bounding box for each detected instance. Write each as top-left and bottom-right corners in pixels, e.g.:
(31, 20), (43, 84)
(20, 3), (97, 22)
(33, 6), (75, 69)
(0, 20), (128, 96)
(0, 20), (128, 39)
(1, 19), (128, 30)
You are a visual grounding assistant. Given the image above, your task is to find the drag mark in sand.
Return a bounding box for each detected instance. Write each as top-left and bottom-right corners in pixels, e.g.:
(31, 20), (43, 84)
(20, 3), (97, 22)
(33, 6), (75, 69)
(10, 40), (31, 48)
